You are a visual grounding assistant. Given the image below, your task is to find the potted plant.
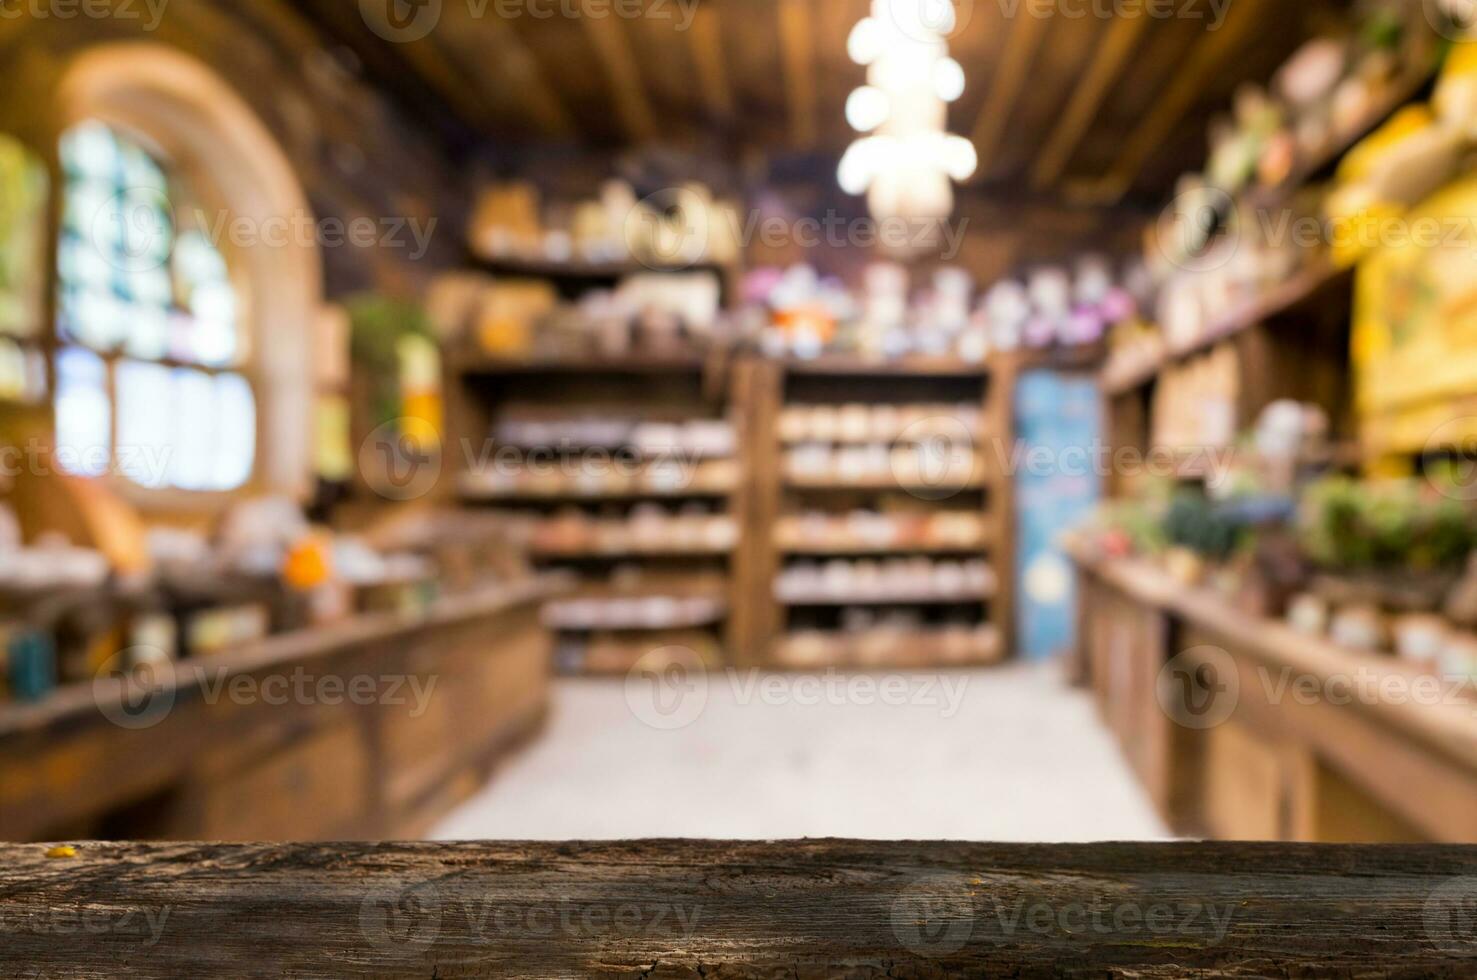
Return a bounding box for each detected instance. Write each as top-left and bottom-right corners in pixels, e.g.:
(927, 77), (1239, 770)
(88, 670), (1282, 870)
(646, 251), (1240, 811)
(1297, 475), (1477, 612)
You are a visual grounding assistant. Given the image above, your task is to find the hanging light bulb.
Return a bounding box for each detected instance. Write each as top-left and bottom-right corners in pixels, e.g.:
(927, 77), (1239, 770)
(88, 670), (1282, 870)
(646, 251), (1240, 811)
(837, 141), (872, 196)
(847, 17), (882, 65)
(933, 57), (965, 102)
(941, 134), (977, 181)
(838, 1), (971, 222)
(845, 86), (890, 132)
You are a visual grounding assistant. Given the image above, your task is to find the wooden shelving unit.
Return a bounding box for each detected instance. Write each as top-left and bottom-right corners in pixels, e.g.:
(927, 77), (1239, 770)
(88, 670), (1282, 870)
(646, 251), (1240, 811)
(731, 355), (1017, 669)
(456, 472), (738, 502)
(444, 349), (1024, 670)
(1098, 258), (1356, 499)
(772, 626), (1002, 669)
(1100, 261), (1353, 398)
(780, 474), (989, 492)
(469, 254), (737, 306)
(1243, 65), (1438, 211)
(1072, 59), (1461, 842)
(1095, 60), (1442, 477)
(446, 350), (742, 675)
(776, 540), (990, 557)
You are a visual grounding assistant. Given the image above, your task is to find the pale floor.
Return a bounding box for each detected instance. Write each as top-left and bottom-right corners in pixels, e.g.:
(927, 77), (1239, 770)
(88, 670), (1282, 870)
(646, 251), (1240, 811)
(430, 662), (1169, 841)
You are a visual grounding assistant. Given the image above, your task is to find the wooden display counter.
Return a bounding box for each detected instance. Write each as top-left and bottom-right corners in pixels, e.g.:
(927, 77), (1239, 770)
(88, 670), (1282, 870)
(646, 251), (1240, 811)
(1, 839), (1473, 976)
(1069, 543), (1477, 842)
(0, 577), (566, 842)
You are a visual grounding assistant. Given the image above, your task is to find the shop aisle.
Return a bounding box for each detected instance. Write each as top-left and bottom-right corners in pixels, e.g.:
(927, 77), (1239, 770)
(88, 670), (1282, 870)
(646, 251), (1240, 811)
(431, 664), (1168, 841)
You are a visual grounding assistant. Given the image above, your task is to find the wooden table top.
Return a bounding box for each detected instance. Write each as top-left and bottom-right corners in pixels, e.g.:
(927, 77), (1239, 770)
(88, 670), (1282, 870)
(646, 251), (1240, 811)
(1, 839), (1474, 977)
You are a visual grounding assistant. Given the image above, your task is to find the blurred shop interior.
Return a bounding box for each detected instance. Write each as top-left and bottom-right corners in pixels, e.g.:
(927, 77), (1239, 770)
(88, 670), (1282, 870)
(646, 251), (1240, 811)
(2, 0), (1477, 844)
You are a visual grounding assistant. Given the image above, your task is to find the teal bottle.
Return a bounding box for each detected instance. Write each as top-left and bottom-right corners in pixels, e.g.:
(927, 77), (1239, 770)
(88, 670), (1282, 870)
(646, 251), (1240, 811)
(8, 628), (57, 701)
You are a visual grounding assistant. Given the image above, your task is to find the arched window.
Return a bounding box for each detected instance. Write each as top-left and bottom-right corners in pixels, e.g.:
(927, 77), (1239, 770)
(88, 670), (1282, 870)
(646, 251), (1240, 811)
(54, 121), (255, 491)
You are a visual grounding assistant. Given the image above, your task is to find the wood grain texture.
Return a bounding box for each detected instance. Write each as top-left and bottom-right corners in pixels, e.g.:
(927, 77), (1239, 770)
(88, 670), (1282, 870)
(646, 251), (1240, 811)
(1, 839), (1475, 977)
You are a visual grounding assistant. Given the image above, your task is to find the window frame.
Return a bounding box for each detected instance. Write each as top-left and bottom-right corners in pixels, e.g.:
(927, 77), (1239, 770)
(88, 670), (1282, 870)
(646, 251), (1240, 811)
(54, 120), (261, 504)
(53, 44), (323, 515)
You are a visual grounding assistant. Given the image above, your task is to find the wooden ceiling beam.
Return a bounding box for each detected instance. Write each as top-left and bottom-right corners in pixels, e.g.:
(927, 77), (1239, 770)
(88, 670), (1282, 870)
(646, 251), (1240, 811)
(581, 13), (659, 143)
(778, 0), (819, 148)
(436, 4), (575, 139)
(1030, 14), (1148, 190)
(1076, 0), (1271, 204)
(288, 0), (483, 152)
(969, 10), (1051, 179)
(689, 4), (735, 121)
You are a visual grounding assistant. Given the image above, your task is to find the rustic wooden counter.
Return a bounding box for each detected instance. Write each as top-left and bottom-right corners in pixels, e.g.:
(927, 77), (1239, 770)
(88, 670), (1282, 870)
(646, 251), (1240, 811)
(0, 839), (1473, 977)
(1068, 543), (1477, 842)
(0, 577), (568, 842)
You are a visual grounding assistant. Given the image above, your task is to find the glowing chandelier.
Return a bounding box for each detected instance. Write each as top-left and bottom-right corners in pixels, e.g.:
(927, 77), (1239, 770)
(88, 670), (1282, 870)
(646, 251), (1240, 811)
(837, 0), (976, 225)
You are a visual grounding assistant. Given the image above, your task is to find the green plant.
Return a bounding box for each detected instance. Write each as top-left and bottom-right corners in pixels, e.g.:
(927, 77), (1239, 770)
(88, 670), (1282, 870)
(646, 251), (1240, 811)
(1162, 491), (1244, 563)
(1099, 499), (1167, 556)
(1298, 475), (1477, 573)
(1359, 3), (1403, 52)
(346, 294), (433, 429)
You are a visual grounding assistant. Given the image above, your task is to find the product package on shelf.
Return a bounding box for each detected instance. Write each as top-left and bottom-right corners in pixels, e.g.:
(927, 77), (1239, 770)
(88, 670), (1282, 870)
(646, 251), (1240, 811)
(744, 259), (1128, 364)
(775, 509), (987, 554)
(775, 557), (995, 606)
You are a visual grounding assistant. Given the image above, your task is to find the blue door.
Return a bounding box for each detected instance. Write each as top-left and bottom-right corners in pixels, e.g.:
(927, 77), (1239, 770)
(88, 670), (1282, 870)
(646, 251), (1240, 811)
(1014, 370), (1101, 661)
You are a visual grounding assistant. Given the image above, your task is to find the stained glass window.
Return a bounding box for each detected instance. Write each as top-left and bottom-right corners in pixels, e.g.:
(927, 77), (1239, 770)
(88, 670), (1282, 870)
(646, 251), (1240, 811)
(55, 122), (254, 491)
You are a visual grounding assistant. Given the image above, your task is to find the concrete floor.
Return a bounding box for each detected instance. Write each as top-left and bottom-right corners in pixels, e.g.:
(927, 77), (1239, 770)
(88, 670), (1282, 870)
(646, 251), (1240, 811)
(430, 663), (1168, 841)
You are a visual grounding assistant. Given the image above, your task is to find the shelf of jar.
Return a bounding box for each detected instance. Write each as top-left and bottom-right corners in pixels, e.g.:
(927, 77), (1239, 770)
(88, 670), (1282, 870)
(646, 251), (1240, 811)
(541, 593), (728, 632)
(1100, 261), (1353, 396)
(774, 514), (990, 556)
(777, 354), (992, 378)
(771, 626), (1002, 669)
(782, 471), (988, 493)
(457, 463), (739, 502)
